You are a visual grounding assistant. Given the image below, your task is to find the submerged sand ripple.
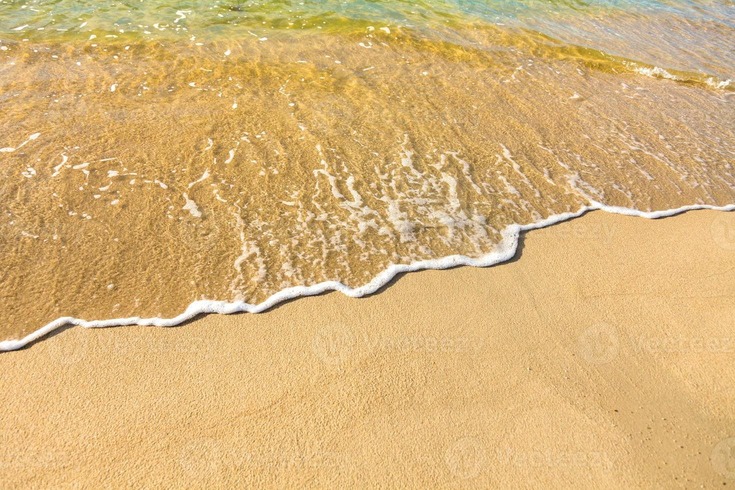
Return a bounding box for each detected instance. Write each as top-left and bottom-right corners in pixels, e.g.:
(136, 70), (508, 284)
(0, 30), (733, 342)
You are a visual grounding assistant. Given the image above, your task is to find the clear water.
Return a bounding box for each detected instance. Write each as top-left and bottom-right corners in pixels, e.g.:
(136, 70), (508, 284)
(0, 0), (733, 347)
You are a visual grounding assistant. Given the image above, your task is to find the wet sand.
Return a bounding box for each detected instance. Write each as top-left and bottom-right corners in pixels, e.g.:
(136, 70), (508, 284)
(1, 210), (734, 487)
(2, 32), (734, 341)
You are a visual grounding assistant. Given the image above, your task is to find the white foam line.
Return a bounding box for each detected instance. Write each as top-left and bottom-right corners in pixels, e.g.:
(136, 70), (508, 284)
(0, 203), (733, 352)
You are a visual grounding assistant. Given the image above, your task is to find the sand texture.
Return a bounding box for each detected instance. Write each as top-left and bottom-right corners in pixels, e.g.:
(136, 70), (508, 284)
(1, 210), (734, 488)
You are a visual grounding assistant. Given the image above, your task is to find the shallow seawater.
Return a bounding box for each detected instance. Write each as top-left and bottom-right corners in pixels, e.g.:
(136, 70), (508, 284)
(0, 0), (733, 345)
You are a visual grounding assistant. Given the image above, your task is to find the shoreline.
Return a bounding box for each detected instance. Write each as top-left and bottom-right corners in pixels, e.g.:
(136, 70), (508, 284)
(1, 209), (734, 486)
(2, 203), (733, 353)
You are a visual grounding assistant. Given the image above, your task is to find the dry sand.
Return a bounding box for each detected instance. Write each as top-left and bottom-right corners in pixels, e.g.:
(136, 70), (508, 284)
(1, 210), (734, 488)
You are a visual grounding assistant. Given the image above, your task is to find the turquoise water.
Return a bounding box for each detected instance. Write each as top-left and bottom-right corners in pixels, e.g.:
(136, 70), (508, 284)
(1, 0), (733, 78)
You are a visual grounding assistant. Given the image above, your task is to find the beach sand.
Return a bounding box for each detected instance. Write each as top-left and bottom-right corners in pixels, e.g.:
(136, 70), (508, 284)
(1, 210), (734, 488)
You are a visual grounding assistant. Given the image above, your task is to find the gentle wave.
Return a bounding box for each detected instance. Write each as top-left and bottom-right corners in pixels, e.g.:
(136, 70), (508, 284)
(2, 203), (733, 352)
(1, 0), (734, 348)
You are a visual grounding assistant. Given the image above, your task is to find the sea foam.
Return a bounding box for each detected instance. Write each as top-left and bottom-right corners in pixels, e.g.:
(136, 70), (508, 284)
(1, 203), (732, 352)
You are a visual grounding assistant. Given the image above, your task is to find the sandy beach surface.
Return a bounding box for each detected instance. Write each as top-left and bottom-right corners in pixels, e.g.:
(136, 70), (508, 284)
(1, 209), (734, 488)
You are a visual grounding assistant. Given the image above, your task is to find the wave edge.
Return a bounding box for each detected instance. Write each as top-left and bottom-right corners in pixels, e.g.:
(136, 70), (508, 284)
(1, 202), (733, 353)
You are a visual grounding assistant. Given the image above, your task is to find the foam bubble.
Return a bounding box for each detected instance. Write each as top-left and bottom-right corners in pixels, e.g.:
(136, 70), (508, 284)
(1, 204), (732, 352)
